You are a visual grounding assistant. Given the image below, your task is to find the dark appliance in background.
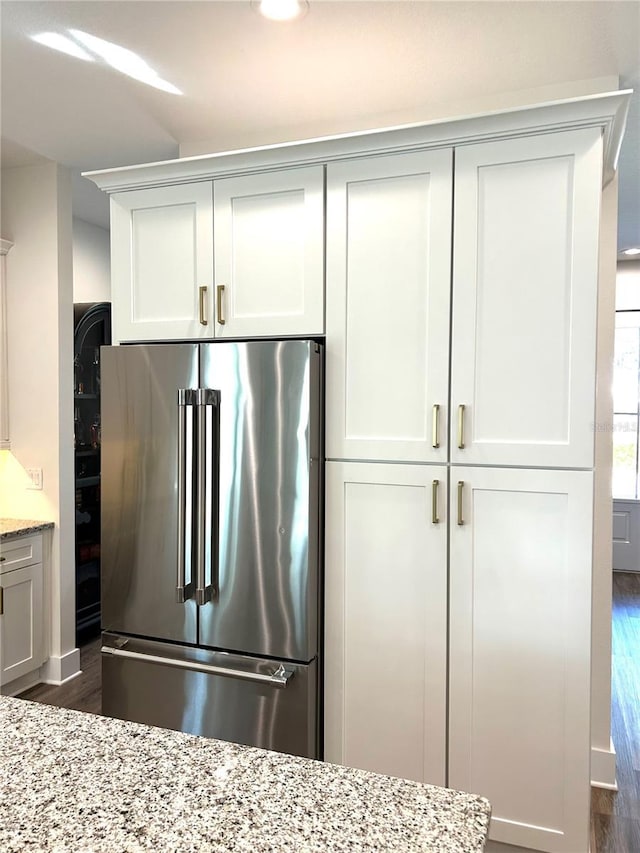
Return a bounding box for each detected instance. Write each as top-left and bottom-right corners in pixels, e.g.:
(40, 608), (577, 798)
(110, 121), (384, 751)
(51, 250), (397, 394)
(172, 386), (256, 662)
(100, 340), (323, 759)
(73, 302), (111, 646)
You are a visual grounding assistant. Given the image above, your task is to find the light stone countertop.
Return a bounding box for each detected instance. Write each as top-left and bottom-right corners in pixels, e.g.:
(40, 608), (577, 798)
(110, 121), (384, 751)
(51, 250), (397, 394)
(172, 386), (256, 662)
(0, 695), (491, 852)
(0, 517), (54, 540)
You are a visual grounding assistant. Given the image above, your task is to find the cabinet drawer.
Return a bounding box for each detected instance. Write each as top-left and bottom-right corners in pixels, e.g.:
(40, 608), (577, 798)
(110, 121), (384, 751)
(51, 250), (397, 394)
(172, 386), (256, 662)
(0, 535), (43, 574)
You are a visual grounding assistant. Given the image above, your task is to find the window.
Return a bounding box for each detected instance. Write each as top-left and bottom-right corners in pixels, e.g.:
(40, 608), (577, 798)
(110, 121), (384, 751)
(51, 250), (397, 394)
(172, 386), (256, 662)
(613, 311), (640, 498)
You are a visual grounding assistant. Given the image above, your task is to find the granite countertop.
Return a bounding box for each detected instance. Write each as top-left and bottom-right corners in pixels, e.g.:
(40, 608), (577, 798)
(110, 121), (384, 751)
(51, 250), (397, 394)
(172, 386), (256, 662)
(0, 696), (491, 853)
(0, 518), (54, 540)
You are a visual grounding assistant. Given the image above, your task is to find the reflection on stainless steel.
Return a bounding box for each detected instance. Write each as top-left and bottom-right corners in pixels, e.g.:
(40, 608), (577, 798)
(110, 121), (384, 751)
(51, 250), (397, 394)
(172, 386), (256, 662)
(101, 340), (323, 759)
(102, 632), (317, 757)
(201, 341), (320, 662)
(102, 345), (199, 643)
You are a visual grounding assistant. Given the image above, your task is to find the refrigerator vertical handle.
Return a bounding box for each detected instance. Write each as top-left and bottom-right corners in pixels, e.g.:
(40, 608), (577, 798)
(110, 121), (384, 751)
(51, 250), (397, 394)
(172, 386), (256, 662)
(196, 388), (220, 605)
(177, 389), (197, 603)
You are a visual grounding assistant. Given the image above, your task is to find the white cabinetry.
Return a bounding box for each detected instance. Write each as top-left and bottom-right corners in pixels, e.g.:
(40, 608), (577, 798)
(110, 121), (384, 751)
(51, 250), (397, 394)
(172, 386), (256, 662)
(214, 167), (324, 338)
(324, 461), (447, 786)
(111, 182), (213, 342)
(449, 467), (593, 853)
(110, 167), (324, 343)
(324, 125), (610, 853)
(450, 129), (603, 468)
(326, 151), (452, 463)
(86, 91), (630, 853)
(0, 238), (13, 448)
(0, 535), (45, 688)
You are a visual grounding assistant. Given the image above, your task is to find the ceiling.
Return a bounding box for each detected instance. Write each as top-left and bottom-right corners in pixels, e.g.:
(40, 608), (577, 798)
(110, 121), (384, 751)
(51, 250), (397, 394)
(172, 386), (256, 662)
(1, 0), (639, 252)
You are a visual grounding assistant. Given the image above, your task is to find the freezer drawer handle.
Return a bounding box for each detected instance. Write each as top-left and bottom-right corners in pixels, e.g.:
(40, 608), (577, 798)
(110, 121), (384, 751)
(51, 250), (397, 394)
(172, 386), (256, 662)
(101, 646), (295, 688)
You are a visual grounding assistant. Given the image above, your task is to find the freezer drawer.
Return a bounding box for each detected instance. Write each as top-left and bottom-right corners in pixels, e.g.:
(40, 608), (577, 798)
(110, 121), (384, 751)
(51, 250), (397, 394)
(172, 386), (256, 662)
(101, 633), (319, 759)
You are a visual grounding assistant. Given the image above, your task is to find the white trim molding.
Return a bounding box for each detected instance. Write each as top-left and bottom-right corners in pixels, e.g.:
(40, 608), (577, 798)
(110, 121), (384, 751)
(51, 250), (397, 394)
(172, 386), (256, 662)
(591, 740), (618, 790)
(84, 90), (631, 193)
(40, 648), (81, 686)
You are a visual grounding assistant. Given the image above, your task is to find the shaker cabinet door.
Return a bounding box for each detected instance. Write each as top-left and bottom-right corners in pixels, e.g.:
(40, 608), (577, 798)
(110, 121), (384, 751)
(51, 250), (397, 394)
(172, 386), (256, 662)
(326, 150), (452, 463)
(450, 128), (603, 468)
(213, 167), (324, 337)
(111, 183), (214, 343)
(0, 562), (44, 686)
(324, 461), (447, 787)
(449, 466), (593, 853)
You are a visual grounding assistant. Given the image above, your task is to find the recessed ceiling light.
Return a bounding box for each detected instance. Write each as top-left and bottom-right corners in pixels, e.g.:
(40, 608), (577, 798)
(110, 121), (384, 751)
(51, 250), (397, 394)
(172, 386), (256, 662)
(253, 0), (309, 22)
(32, 33), (94, 62)
(623, 247), (640, 256)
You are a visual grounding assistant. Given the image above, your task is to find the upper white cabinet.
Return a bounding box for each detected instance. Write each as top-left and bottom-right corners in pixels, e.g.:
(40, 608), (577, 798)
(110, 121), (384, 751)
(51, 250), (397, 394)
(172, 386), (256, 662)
(449, 467), (593, 853)
(325, 150), (452, 463)
(110, 167), (324, 343)
(111, 182), (214, 342)
(213, 167), (324, 338)
(450, 128), (603, 469)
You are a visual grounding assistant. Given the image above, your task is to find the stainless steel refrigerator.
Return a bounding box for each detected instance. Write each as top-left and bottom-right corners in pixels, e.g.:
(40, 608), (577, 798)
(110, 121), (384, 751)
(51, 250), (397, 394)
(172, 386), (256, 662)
(100, 340), (323, 759)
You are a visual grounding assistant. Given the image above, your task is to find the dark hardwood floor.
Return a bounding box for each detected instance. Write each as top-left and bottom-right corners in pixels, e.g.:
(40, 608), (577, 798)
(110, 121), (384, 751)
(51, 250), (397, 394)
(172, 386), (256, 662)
(15, 573), (640, 852)
(19, 635), (101, 715)
(591, 571), (640, 853)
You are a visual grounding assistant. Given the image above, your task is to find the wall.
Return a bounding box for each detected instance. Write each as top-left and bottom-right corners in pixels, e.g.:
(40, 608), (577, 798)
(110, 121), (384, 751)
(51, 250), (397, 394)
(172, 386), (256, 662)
(72, 217), (110, 303)
(0, 161), (79, 684)
(178, 76), (619, 157)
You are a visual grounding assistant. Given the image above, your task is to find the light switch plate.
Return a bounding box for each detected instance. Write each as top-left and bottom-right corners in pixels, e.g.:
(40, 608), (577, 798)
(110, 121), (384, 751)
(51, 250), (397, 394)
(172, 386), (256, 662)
(26, 468), (43, 490)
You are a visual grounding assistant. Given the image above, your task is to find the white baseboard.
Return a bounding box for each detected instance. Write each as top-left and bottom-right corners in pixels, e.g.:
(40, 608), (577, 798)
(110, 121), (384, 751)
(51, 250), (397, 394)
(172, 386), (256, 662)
(40, 648), (81, 685)
(591, 739), (617, 790)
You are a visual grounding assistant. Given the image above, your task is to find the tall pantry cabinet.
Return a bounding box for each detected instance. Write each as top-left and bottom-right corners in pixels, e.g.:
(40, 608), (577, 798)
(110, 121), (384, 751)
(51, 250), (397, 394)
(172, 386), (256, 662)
(324, 125), (603, 853)
(86, 91), (631, 853)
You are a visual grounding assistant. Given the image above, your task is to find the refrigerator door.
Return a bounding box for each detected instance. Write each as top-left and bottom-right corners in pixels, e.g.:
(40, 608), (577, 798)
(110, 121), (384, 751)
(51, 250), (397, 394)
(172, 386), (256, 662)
(101, 344), (199, 644)
(200, 340), (322, 662)
(101, 632), (318, 758)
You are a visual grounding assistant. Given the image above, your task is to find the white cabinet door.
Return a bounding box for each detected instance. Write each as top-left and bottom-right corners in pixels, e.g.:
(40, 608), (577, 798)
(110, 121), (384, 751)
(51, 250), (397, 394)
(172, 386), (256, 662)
(325, 461), (447, 786)
(111, 183), (214, 342)
(213, 167), (324, 337)
(0, 563), (44, 686)
(450, 128), (602, 468)
(449, 467), (593, 853)
(326, 150), (452, 463)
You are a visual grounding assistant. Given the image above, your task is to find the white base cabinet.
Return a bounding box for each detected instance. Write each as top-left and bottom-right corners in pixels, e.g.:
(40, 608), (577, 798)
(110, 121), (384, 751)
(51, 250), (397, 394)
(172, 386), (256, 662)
(324, 461), (447, 787)
(0, 535), (45, 688)
(449, 467), (593, 853)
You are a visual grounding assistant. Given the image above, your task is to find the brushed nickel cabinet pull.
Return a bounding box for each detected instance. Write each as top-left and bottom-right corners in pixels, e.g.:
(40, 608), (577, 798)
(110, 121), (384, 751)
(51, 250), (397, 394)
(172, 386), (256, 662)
(457, 481), (464, 526)
(432, 480), (440, 524)
(432, 404), (440, 449)
(457, 404), (466, 450)
(199, 286), (208, 326)
(216, 285), (226, 326)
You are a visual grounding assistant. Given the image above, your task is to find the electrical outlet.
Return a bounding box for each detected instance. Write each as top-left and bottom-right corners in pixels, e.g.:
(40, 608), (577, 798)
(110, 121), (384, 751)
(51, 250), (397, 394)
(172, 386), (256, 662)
(26, 468), (43, 490)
